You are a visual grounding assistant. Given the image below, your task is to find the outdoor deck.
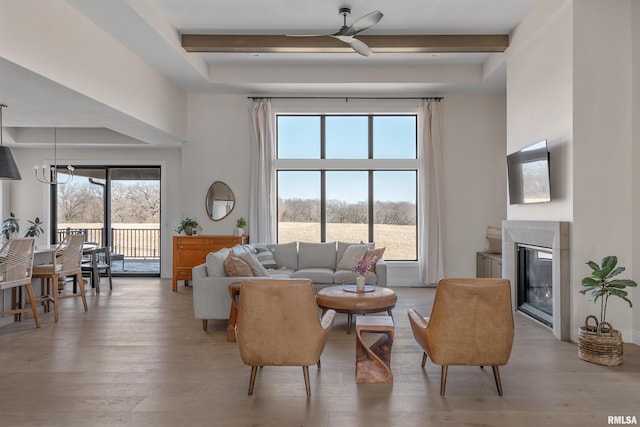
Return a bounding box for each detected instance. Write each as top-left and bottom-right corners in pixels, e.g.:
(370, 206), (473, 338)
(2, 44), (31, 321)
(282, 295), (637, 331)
(110, 258), (160, 275)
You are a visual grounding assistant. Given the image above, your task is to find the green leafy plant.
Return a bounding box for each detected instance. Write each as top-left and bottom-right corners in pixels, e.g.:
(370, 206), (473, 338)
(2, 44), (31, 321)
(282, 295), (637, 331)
(236, 217), (247, 229)
(176, 217), (199, 234)
(579, 256), (637, 323)
(1, 212), (20, 240)
(24, 217), (44, 238)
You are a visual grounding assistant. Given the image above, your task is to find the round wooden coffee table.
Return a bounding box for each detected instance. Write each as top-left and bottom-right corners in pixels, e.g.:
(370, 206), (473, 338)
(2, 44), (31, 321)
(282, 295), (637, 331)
(315, 285), (397, 334)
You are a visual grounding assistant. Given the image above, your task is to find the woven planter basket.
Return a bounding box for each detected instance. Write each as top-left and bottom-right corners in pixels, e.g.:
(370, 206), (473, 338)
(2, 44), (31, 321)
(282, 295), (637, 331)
(577, 315), (623, 366)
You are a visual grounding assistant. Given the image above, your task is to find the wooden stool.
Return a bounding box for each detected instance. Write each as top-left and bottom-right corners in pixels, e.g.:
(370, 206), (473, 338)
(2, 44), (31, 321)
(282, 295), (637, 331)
(355, 315), (394, 383)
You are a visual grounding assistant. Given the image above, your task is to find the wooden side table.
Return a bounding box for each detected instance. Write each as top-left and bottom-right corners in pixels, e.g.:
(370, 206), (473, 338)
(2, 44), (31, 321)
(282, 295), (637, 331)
(226, 282), (241, 341)
(355, 316), (394, 383)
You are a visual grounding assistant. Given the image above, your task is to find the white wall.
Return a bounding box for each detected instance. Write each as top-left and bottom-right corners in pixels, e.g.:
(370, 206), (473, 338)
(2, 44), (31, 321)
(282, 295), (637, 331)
(632, 0), (640, 345)
(441, 94), (507, 277)
(507, 1), (573, 221)
(507, 0), (638, 342)
(183, 95), (253, 237)
(184, 93), (507, 285)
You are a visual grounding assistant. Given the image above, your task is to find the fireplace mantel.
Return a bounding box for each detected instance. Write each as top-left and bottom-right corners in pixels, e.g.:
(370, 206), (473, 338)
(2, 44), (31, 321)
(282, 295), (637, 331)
(502, 220), (571, 340)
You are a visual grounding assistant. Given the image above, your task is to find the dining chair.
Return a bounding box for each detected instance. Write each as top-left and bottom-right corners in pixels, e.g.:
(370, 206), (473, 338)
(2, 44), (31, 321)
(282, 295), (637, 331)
(32, 233), (87, 322)
(0, 238), (40, 328)
(81, 244), (113, 292)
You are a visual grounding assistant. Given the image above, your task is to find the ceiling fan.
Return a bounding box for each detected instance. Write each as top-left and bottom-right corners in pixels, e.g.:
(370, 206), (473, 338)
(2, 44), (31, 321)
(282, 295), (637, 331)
(289, 8), (383, 57)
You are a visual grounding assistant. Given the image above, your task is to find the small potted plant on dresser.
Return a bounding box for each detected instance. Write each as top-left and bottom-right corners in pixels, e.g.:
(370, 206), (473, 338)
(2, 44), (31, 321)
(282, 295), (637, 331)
(578, 255), (637, 366)
(176, 217), (200, 236)
(235, 217), (247, 236)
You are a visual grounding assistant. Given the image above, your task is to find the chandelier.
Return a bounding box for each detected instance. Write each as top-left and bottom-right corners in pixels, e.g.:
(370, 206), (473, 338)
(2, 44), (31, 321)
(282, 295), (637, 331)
(34, 128), (74, 184)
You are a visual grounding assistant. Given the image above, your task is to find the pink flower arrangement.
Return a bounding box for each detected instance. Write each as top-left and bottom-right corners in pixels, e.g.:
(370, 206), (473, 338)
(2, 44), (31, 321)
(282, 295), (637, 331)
(352, 255), (375, 276)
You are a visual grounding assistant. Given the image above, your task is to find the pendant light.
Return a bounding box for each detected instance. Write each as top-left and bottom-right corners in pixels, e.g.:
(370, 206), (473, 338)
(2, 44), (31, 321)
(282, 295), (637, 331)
(0, 104), (22, 180)
(34, 127), (74, 185)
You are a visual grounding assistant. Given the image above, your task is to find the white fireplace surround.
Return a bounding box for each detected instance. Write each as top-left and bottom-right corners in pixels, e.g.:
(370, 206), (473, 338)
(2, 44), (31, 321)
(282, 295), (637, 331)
(502, 220), (571, 341)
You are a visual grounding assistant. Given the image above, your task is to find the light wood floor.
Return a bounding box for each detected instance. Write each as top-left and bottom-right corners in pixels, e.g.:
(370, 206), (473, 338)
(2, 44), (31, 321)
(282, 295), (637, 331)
(0, 278), (638, 427)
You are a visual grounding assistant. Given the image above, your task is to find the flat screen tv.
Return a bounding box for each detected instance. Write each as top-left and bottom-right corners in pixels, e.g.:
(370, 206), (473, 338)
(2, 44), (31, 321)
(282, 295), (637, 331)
(507, 140), (551, 205)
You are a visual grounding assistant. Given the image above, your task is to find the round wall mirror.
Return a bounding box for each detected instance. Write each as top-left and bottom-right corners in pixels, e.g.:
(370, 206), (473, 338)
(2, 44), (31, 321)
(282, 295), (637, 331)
(206, 181), (235, 221)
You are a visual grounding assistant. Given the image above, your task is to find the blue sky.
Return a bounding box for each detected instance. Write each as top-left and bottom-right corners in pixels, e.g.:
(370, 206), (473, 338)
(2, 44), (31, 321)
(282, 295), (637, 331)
(277, 115), (417, 203)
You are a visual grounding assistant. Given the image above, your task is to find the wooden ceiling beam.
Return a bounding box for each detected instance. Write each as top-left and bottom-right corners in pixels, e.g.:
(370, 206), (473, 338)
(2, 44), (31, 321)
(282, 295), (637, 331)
(181, 34), (509, 54)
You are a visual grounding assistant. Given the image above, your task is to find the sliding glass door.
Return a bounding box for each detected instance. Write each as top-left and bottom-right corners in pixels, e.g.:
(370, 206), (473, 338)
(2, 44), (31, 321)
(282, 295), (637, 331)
(53, 166), (160, 276)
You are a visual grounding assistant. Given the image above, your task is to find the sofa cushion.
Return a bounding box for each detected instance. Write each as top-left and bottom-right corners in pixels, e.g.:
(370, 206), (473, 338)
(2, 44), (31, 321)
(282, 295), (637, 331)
(238, 252), (270, 277)
(267, 268), (295, 279)
(336, 244), (368, 270)
(334, 269), (377, 285)
(224, 253), (253, 277)
(231, 244), (252, 255)
(206, 247), (231, 277)
(254, 247), (277, 270)
(298, 241), (337, 269)
(292, 268), (335, 284)
(267, 242), (298, 270)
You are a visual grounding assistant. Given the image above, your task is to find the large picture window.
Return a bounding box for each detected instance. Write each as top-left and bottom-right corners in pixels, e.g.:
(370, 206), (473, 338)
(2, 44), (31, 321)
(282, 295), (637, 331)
(276, 114), (417, 261)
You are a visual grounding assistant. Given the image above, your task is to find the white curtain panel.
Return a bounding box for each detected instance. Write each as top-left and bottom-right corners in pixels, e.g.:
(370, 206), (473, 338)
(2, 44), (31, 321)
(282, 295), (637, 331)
(418, 100), (444, 285)
(249, 99), (276, 243)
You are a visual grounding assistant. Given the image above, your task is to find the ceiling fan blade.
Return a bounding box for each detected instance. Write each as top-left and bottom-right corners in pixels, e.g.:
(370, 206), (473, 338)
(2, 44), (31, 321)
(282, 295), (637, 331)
(342, 10), (383, 36)
(333, 35), (372, 57)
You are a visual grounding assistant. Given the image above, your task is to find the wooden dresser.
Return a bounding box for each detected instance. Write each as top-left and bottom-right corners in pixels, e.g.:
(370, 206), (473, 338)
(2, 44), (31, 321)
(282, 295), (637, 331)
(172, 235), (248, 291)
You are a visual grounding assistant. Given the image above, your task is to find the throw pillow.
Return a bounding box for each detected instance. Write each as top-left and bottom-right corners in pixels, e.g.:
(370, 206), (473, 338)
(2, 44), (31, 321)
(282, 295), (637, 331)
(267, 241), (298, 269)
(224, 253), (253, 277)
(255, 247), (277, 269)
(336, 244), (368, 271)
(238, 252), (270, 277)
(205, 248), (231, 277)
(365, 247), (386, 273)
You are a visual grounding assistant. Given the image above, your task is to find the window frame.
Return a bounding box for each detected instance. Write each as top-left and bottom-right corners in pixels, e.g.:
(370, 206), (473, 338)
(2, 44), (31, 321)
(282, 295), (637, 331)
(274, 111), (419, 261)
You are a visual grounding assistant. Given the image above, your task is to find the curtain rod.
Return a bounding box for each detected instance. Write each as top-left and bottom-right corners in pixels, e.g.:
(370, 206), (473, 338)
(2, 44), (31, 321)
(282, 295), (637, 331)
(248, 96), (443, 101)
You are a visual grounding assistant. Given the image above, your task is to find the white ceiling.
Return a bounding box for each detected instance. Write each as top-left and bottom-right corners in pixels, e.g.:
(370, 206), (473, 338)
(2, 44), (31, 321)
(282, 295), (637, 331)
(0, 0), (535, 147)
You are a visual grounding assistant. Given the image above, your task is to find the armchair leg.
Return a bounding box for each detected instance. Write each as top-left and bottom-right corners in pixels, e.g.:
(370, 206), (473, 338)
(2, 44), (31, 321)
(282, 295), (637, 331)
(248, 366), (258, 396)
(421, 352), (427, 368)
(492, 366), (503, 396)
(303, 366), (311, 396)
(440, 365), (448, 396)
(317, 359), (321, 369)
(202, 320), (208, 331)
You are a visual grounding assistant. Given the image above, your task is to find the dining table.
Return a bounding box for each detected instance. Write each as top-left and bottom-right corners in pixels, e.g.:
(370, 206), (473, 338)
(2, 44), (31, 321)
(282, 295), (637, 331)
(33, 242), (108, 293)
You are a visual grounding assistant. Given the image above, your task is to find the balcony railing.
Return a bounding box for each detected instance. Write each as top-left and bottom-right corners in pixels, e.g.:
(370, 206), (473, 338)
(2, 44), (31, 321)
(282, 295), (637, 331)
(57, 227), (160, 259)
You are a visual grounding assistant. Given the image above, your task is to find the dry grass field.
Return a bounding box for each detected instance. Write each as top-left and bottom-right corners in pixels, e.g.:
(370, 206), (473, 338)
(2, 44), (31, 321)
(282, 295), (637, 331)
(278, 221), (417, 260)
(59, 222), (416, 260)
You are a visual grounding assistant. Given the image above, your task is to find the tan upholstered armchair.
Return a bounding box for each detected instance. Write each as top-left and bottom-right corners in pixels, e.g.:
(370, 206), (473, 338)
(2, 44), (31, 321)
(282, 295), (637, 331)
(407, 278), (514, 396)
(236, 279), (336, 396)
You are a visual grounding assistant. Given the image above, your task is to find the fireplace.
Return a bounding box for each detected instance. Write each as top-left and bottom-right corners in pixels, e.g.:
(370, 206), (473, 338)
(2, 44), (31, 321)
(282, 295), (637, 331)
(517, 244), (553, 327)
(502, 220), (570, 341)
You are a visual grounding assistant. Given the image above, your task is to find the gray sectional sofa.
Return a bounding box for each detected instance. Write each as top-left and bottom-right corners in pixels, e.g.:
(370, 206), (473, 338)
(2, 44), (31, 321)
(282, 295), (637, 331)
(192, 241), (387, 322)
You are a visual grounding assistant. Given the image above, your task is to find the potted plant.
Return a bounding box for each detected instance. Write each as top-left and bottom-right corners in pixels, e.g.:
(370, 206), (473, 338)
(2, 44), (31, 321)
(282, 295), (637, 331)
(235, 217), (247, 236)
(1, 212), (20, 241)
(176, 217), (200, 236)
(577, 255), (637, 366)
(24, 217), (44, 238)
